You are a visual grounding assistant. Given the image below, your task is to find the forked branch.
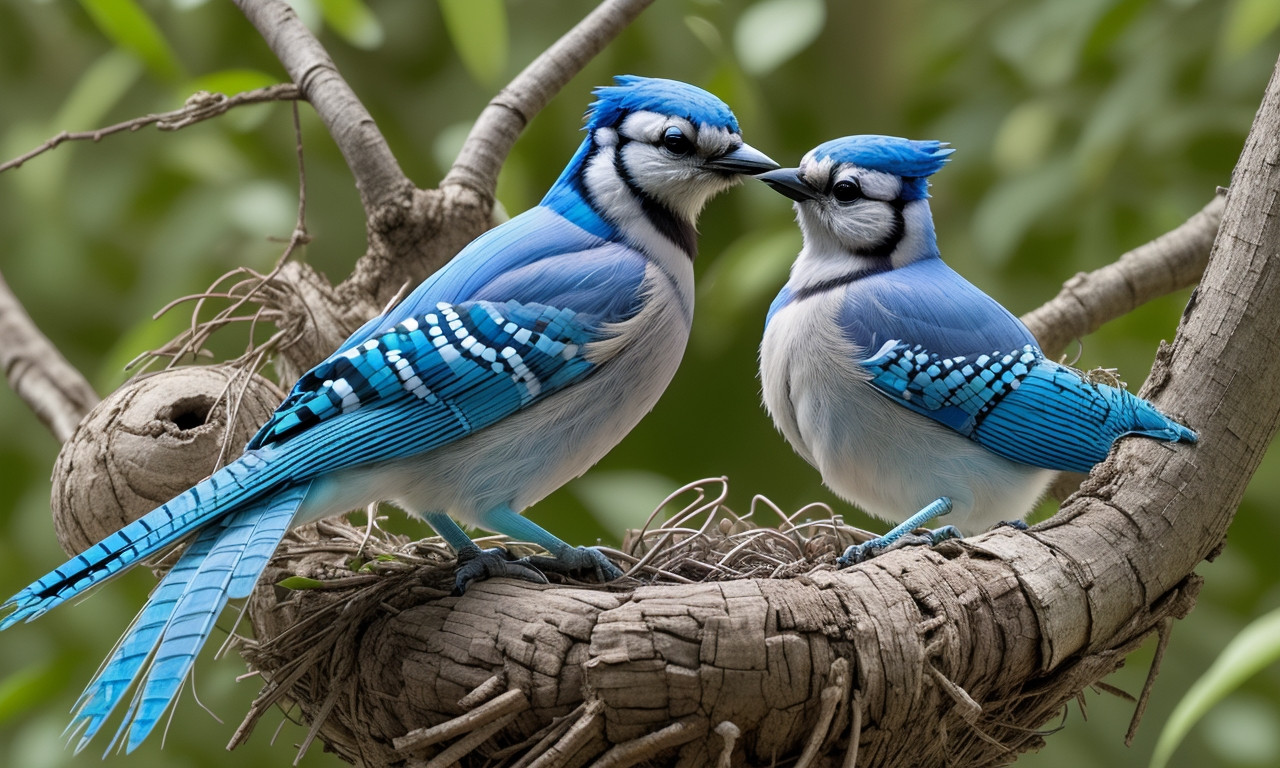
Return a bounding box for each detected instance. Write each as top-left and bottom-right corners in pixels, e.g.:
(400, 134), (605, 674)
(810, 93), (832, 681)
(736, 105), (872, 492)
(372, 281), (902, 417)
(444, 0), (659, 199)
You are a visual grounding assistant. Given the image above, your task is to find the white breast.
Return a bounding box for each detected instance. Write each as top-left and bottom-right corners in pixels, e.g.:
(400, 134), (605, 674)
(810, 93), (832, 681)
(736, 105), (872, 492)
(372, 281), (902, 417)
(760, 289), (1053, 535)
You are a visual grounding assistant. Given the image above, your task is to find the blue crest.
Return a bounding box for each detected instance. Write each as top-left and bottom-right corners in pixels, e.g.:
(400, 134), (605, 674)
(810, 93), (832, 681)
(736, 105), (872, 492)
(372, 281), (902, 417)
(586, 75), (740, 132)
(810, 135), (954, 200)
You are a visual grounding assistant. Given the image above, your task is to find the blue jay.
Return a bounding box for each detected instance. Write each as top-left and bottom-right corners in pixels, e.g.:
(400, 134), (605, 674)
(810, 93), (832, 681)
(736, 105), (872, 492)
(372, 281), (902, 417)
(1, 76), (777, 754)
(756, 135), (1195, 565)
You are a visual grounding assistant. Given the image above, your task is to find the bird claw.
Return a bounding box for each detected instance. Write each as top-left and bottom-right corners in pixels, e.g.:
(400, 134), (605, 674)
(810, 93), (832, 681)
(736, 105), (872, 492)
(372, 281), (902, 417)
(991, 519), (1029, 531)
(525, 546), (623, 583)
(836, 525), (964, 567)
(453, 546), (549, 595)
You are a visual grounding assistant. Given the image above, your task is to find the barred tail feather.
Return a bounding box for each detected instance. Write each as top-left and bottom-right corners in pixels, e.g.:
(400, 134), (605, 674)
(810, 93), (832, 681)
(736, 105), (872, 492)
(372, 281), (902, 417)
(65, 482), (309, 754)
(0, 451), (277, 629)
(67, 526), (223, 752)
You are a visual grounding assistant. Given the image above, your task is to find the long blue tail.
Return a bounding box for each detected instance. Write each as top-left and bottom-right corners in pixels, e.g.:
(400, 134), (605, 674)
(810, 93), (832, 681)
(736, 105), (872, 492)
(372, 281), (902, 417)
(1, 450), (281, 628)
(67, 482), (309, 754)
(0, 447), (310, 753)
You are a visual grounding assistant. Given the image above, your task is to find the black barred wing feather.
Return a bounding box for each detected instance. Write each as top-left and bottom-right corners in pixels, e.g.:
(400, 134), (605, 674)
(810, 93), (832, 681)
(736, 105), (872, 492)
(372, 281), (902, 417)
(863, 341), (1195, 472)
(248, 299), (598, 456)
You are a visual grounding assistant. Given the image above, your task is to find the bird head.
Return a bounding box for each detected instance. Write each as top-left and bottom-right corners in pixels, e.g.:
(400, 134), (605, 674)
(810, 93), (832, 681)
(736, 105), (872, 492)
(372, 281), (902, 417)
(758, 135), (953, 268)
(544, 76), (776, 257)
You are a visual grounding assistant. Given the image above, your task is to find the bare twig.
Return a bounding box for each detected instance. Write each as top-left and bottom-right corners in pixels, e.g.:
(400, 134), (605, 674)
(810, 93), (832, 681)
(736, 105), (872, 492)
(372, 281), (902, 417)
(443, 0), (658, 199)
(234, 0), (412, 214)
(1021, 194), (1224, 359)
(0, 270), (98, 441)
(592, 717), (706, 768)
(0, 84), (300, 175)
(394, 690), (530, 753)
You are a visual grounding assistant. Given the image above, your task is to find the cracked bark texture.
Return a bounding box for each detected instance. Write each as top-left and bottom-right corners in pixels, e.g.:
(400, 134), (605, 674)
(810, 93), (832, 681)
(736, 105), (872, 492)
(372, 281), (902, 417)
(3, 0), (1277, 762)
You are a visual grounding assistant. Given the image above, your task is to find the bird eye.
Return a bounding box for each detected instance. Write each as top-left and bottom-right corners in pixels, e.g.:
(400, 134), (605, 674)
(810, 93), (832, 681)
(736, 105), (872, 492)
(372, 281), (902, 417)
(662, 126), (694, 157)
(832, 179), (862, 203)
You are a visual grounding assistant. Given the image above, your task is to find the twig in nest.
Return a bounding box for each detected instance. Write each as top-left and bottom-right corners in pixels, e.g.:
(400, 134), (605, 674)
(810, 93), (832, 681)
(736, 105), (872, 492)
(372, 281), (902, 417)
(394, 689), (530, 754)
(0, 84), (301, 175)
(592, 716), (706, 768)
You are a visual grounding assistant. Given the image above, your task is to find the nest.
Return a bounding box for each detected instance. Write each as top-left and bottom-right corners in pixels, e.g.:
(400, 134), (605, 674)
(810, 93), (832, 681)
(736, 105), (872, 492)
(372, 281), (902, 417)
(229, 478), (884, 766)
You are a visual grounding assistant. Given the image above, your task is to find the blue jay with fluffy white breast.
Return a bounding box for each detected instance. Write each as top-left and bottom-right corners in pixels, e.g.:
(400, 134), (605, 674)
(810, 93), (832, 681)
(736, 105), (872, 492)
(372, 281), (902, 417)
(1, 76), (776, 754)
(756, 136), (1195, 565)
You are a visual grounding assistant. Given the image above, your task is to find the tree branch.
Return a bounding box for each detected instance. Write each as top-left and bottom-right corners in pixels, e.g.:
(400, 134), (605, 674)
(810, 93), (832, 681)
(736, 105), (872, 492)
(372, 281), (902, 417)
(233, 0), (412, 215)
(443, 0), (658, 199)
(0, 84), (301, 175)
(1022, 193), (1226, 360)
(0, 271), (98, 442)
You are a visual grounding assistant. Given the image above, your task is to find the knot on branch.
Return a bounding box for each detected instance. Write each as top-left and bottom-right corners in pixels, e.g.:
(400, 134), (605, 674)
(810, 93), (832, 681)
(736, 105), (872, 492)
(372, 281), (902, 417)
(342, 185), (496, 320)
(50, 366), (283, 554)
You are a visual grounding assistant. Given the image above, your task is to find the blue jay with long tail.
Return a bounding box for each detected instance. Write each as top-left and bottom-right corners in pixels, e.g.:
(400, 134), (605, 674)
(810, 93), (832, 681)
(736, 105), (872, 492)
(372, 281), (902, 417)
(756, 135), (1195, 565)
(1, 76), (777, 754)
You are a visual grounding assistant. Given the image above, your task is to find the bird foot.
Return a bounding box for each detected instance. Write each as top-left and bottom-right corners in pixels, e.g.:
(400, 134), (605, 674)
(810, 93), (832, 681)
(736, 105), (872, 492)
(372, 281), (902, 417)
(453, 546), (548, 595)
(525, 546), (624, 583)
(991, 519), (1029, 531)
(837, 525), (963, 566)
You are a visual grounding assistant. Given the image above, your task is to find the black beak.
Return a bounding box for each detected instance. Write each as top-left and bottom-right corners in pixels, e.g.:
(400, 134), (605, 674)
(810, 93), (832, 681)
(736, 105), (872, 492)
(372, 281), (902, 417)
(704, 142), (779, 175)
(756, 167), (819, 202)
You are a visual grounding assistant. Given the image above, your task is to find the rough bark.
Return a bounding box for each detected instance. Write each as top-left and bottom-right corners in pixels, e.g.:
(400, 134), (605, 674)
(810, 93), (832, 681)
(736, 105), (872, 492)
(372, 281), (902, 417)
(0, 271), (97, 442)
(2, 1), (1277, 765)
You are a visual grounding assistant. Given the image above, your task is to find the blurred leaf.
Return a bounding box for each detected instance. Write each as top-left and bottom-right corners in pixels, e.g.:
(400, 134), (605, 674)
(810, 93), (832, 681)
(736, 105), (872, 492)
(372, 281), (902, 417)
(439, 0), (508, 87)
(1199, 695), (1280, 766)
(286, 0), (324, 30)
(991, 0), (1108, 89)
(971, 157), (1074, 265)
(1221, 0), (1280, 57)
(316, 0), (385, 50)
(992, 100), (1058, 175)
(733, 0), (825, 77)
(697, 226), (801, 353)
(224, 180), (296, 238)
(685, 15), (723, 53)
(1082, 0), (1147, 59)
(160, 132), (255, 182)
(1150, 606), (1280, 768)
(277, 576), (326, 590)
(95, 311), (190, 393)
(0, 662), (66, 725)
(185, 68), (280, 97)
(78, 0), (184, 81)
(1075, 52), (1170, 184)
(571, 470), (678, 535)
(432, 120), (474, 173)
(13, 49), (143, 204)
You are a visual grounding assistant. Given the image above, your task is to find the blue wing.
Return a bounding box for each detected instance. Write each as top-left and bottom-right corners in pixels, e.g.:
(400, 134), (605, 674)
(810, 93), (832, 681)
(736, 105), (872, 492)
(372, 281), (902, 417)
(844, 259), (1195, 472)
(837, 258), (1036, 357)
(249, 297), (612, 459)
(333, 206), (626, 362)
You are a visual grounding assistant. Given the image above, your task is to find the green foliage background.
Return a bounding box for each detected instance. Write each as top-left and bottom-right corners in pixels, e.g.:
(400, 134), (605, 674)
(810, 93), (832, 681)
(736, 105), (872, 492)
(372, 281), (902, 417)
(0, 1), (1277, 766)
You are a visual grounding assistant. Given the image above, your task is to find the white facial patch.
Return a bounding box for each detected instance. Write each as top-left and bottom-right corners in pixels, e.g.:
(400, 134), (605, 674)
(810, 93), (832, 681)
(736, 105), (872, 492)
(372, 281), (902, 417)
(793, 160), (905, 258)
(845, 169), (901, 201)
(609, 111), (741, 223)
(618, 111), (682, 143)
